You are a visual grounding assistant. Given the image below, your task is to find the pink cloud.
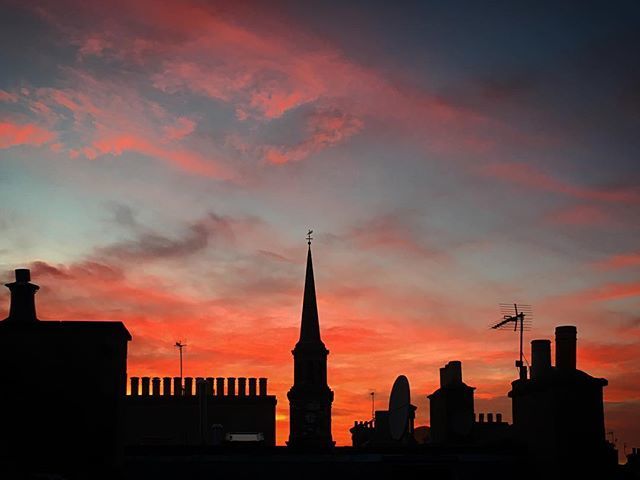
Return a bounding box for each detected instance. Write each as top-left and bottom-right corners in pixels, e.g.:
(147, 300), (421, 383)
(0, 121), (55, 149)
(163, 116), (196, 141)
(481, 162), (640, 204)
(4, 69), (232, 177)
(555, 281), (640, 303)
(596, 252), (640, 270)
(87, 134), (228, 177)
(31, 0), (509, 164)
(0, 90), (18, 103)
(263, 109), (364, 164)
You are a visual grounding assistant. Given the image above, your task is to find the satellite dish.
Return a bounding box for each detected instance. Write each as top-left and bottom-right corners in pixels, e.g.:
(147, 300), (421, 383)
(388, 375), (411, 441)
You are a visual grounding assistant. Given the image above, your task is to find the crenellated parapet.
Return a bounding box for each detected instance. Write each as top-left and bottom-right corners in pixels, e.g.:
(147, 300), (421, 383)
(127, 376), (270, 397)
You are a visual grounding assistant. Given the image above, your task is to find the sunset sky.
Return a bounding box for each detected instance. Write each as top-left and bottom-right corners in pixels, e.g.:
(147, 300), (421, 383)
(1, 0), (639, 449)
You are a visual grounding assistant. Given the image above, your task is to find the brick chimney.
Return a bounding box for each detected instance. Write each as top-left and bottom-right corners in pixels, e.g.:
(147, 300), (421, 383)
(5, 269), (39, 323)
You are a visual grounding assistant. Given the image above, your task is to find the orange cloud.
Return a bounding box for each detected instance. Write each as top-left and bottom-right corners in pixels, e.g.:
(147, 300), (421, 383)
(0, 121), (55, 149)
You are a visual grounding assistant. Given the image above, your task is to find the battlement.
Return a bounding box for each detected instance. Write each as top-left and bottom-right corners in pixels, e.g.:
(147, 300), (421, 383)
(128, 376), (269, 397)
(475, 412), (505, 424)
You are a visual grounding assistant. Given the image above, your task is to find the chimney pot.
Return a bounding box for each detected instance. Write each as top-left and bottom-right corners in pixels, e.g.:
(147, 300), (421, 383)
(556, 325), (577, 370)
(216, 377), (225, 396)
(206, 377), (214, 396)
(152, 377), (161, 396)
(531, 339), (551, 379)
(248, 378), (257, 396)
(141, 377), (150, 396)
(130, 377), (140, 396)
(440, 361), (463, 387)
(259, 377), (268, 396)
(487, 413), (494, 423)
(163, 377), (172, 396)
(496, 413), (503, 423)
(227, 377), (236, 396)
(184, 377), (193, 396)
(238, 377), (247, 396)
(15, 269), (31, 282)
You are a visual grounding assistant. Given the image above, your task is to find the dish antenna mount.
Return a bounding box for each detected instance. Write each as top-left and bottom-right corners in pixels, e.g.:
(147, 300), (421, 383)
(388, 375), (411, 441)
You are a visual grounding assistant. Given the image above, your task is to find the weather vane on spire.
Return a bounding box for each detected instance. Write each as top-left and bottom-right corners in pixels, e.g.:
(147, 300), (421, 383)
(306, 229), (313, 246)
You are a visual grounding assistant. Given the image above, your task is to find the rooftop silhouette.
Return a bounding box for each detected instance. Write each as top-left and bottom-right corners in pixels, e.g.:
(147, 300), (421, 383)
(0, 259), (630, 478)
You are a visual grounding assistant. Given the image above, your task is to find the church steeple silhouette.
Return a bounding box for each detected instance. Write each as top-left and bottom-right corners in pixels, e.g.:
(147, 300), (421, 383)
(287, 232), (334, 449)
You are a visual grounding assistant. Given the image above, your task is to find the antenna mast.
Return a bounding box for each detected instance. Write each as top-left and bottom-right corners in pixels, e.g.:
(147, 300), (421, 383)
(370, 391), (375, 420)
(175, 340), (187, 392)
(491, 304), (533, 380)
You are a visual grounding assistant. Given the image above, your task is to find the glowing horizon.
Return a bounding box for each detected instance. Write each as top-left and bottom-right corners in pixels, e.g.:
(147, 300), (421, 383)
(1, 0), (638, 450)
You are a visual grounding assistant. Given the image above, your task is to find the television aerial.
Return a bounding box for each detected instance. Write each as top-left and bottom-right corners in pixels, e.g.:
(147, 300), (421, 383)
(388, 375), (411, 441)
(491, 303), (533, 379)
(175, 340), (187, 385)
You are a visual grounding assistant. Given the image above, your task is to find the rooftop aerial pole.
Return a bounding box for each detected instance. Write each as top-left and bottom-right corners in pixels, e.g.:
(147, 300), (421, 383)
(175, 340), (187, 393)
(491, 304), (533, 379)
(370, 391), (375, 420)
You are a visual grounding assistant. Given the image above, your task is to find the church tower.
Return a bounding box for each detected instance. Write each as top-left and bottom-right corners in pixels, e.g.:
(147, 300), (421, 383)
(287, 232), (334, 449)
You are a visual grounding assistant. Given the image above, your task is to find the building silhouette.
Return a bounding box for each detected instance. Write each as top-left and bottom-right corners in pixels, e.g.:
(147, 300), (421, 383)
(287, 242), (335, 449)
(0, 264), (626, 478)
(428, 361), (476, 444)
(0, 269), (131, 468)
(124, 375), (276, 445)
(509, 326), (615, 468)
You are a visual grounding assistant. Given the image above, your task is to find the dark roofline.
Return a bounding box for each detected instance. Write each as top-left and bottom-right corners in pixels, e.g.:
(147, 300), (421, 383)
(0, 319), (132, 340)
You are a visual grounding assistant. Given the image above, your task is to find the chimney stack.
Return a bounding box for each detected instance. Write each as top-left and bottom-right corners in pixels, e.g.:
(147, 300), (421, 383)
(439, 361), (463, 388)
(530, 339), (551, 379)
(555, 325), (577, 370)
(5, 269), (39, 323)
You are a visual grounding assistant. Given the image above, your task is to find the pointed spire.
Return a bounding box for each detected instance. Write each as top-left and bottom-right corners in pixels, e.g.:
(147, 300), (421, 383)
(299, 241), (322, 343)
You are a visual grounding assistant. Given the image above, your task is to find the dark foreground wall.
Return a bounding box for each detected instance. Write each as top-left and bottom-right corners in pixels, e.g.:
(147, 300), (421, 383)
(0, 269), (131, 469)
(124, 376), (276, 446)
(0, 321), (130, 468)
(121, 446), (625, 480)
